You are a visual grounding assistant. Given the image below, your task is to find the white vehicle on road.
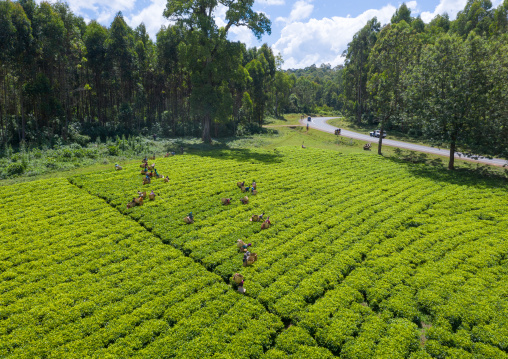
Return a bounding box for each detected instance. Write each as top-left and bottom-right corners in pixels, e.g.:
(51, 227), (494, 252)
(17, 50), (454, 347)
(370, 130), (387, 138)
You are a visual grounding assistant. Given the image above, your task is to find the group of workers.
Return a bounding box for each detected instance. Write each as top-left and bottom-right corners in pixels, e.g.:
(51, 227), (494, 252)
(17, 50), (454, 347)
(140, 156), (171, 185)
(122, 154), (273, 294)
(127, 190), (156, 208)
(123, 156), (169, 208)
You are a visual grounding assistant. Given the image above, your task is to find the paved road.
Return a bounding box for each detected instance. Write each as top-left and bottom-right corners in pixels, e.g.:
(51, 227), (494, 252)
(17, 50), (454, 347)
(303, 117), (507, 167)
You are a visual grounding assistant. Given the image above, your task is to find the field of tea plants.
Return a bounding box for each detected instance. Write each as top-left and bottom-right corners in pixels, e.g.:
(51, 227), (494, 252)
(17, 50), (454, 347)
(0, 179), (285, 358)
(1, 147), (507, 358)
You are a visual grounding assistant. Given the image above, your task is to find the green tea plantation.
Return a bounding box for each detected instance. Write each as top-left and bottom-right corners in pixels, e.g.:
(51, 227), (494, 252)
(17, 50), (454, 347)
(1, 147), (507, 358)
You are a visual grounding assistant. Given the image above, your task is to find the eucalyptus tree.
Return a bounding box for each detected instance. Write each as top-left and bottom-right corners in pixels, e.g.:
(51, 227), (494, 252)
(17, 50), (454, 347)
(106, 12), (136, 112)
(391, 3), (412, 24)
(1, 0), (33, 141)
(163, 0), (271, 143)
(84, 21), (108, 124)
(246, 56), (266, 126)
(485, 38), (508, 159)
(490, 0), (508, 35)
(367, 21), (416, 155)
(273, 70), (294, 117)
(404, 33), (493, 169)
(342, 17), (380, 124)
(453, 0), (494, 37)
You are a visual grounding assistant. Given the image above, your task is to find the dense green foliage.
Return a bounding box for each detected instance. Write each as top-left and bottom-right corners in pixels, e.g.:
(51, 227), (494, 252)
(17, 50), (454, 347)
(0, 135), (160, 179)
(283, 64), (343, 114)
(2, 0), (506, 169)
(341, 0), (508, 167)
(66, 147), (508, 357)
(0, 0), (278, 147)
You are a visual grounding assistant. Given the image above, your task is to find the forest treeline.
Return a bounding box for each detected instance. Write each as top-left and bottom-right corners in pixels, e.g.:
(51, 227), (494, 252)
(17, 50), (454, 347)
(0, 0), (295, 145)
(1, 0), (507, 169)
(339, 0), (508, 168)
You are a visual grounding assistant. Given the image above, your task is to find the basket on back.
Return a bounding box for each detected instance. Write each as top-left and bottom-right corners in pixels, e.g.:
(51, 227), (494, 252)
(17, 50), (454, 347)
(221, 198), (232, 205)
(236, 239), (251, 252)
(233, 273), (244, 285)
(244, 253), (257, 266)
(240, 196), (249, 204)
(149, 193), (156, 200)
(138, 191), (147, 198)
(184, 216), (194, 224)
(164, 177), (170, 183)
(237, 181), (245, 188)
(261, 221), (270, 230)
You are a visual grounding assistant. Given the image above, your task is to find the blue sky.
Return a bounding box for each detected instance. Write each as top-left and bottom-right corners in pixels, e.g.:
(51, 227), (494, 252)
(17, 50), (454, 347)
(47, 0), (505, 68)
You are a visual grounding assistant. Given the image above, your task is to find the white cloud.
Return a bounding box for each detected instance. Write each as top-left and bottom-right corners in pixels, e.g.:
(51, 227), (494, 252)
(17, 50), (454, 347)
(47, 0), (136, 15)
(406, 1), (418, 10)
(277, 0), (314, 23)
(420, 0), (467, 22)
(126, 0), (171, 38)
(273, 4), (396, 69)
(97, 9), (116, 24)
(212, 4), (262, 48)
(417, 0), (504, 22)
(256, 0), (285, 4)
(406, 1), (419, 14)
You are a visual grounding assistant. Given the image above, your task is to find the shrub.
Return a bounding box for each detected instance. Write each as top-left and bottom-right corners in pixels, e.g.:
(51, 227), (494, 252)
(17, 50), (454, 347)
(7, 162), (25, 176)
(107, 145), (119, 156)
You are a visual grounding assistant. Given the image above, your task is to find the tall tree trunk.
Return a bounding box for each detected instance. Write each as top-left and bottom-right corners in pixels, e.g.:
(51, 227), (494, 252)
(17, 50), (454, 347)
(0, 70), (4, 144)
(448, 137), (456, 170)
(202, 114), (211, 143)
(0, 105), (3, 145)
(20, 83), (25, 142)
(378, 123), (384, 155)
(64, 87), (70, 141)
(1, 67), (5, 143)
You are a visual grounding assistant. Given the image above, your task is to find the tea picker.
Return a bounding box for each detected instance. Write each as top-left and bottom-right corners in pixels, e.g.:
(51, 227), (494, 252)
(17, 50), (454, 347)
(237, 239), (251, 252)
(184, 212), (194, 224)
(233, 273), (246, 294)
(250, 213), (264, 222)
(261, 216), (270, 229)
(243, 251), (258, 266)
(222, 198), (233, 205)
